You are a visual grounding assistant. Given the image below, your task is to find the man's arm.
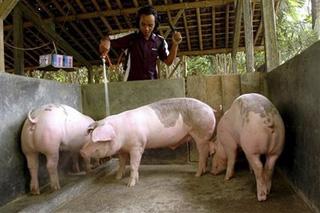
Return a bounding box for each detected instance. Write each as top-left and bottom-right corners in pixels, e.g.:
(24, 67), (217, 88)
(163, 31), (182, 66)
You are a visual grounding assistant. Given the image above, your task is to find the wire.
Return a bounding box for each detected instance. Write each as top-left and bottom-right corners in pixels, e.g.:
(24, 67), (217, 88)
(4, 41), (51, 51)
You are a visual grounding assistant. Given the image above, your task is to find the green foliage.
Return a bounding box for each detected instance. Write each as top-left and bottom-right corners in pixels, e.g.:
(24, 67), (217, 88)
(277, 0), (318, 62)
(187, 55), (214, 75)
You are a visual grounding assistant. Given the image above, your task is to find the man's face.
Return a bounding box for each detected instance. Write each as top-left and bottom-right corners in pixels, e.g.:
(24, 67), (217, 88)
(139, 14), (155, 39)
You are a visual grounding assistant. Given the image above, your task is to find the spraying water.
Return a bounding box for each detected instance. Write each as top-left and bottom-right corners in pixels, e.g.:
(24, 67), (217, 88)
(102, 57), (110, 116)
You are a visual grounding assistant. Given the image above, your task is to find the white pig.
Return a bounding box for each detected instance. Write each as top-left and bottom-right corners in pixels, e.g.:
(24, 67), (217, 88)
(209, 93), (285, 201)
(80, 98), (216, 187)
(21, 104), (94, 195)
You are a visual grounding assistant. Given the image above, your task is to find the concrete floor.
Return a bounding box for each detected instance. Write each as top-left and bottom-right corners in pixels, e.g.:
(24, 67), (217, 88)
(0, 159), (314, 213)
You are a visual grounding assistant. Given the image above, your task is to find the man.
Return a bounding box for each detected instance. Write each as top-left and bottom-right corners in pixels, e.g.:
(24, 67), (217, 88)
(99, 5), (182, 81)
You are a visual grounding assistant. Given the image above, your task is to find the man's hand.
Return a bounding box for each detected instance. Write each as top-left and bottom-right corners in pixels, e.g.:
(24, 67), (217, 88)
(99, 37), (111, 58)
(172, 31), (182, 45)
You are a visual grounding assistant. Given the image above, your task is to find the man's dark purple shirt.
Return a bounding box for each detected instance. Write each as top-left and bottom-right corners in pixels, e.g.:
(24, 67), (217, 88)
(110, 32), (169, 81)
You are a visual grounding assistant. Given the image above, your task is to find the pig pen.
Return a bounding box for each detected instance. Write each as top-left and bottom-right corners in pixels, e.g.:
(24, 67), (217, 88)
(2, 41), (320, 212)
(0, 159), (313, 213)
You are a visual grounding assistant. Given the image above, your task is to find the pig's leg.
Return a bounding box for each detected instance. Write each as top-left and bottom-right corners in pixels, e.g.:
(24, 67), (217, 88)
(116, 152), (128, 180)
(71, 152), (80, 173)
(25, 152), (40, 195)
(45, 152), (60, 191)
(128, 147), (143, 187)
(264, 154), (278, 194)
(194, 138), (209, 177)
(222, 134), (238, 180)
(246, 153), (267, 201)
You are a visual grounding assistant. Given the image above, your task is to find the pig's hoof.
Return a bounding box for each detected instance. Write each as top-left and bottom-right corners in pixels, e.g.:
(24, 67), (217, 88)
(257, 192), (267, 201)
(127, 178), (136, 187)
(31, 189), (40, 195)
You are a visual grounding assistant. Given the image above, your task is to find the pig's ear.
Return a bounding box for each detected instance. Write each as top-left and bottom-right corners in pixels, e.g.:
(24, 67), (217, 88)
(91, 124), (115, 143)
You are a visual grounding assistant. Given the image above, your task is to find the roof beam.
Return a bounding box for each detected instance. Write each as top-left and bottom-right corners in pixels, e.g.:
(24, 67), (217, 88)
(196, 8), (203, 50)
(164, 9), (184, 39)
(178, 46), (264, 56)
(225, 4), (230, 48)
(212, 6), (216, 49)
(18, 2), (91, 67)
(0, 0), (19, 19)
(4, 1), (235, 31)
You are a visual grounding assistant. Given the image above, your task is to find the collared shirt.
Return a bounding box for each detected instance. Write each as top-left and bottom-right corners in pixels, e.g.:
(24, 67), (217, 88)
(110, 32), (169, 81)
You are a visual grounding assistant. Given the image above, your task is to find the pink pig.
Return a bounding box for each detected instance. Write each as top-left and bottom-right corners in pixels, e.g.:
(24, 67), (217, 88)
(80, 98), (216, 187)
(21, 104), (94, 195)
(209, 93), (285, 201)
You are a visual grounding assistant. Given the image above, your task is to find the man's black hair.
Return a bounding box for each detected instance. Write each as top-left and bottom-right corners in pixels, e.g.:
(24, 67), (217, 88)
(135, 5), (159, 31)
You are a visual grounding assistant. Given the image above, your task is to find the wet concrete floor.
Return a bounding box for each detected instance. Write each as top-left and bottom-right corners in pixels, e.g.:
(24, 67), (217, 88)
(1, 161), (315, 213)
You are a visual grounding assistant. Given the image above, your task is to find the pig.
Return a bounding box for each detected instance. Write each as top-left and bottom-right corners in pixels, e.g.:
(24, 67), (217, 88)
(80, 98), (216, 187)
(21, 104), (94, 195)
(209, 93), (285, 201)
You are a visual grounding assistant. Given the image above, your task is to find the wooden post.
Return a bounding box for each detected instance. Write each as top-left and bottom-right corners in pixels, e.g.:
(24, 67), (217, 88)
(262, 0), (279, 71)
(243, 0), (255, 72)
(13, 5), (24, 75)
(0, 0), (20, 72)
(232, 0), (243, 73)
(0, 17), (4, 72)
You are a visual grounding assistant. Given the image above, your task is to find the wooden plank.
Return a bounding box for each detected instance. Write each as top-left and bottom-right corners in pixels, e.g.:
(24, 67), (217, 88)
(262, 0), (279, 71)
(196, 8), (203, 50)
(18, 2), (91, 68)
(13, 5), (24, 75)
(164, 9), (184, 39)
(212, 6), (216, 48)
(183, 9), (191, 51)
(225, 4), (230, 48)
(0, 18), (4, 72)
(178, 46), (264, 56)
(0, 0), (19, 19)
(168, 58), (182, 78)
(232, 0), (243, 73)
(243, 0), (255, 72)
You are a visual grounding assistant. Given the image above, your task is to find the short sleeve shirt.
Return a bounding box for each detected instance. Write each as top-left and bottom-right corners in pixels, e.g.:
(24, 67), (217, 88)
(110, 32), (169, 81)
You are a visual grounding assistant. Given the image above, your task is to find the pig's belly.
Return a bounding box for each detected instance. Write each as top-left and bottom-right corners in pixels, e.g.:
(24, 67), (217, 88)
(145, 125), (189, 149)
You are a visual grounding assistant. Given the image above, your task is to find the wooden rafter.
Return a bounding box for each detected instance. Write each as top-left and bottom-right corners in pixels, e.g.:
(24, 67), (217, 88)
(196, 8), (203, 50)
(212, 6), (216, 49)
(179, 46), (264, 56)
(4, 1), (235, 31)
(225, 4), (230, 48)
(75, 0), (104, 38)
(182, 8), (191, 51)
(164, 9), (184, 39)
(115, 0), (132, 28)
(0, 0), (19, 19)
(50, 1), (99, 60)
(17, 2), (90, 67)
(104, 0), (123, 30)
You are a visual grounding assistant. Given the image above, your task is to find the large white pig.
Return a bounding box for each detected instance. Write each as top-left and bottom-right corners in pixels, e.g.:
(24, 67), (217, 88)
(80, 98), (216, 187)
(209, 93), (285, 201)
(21, 104), (94, 195)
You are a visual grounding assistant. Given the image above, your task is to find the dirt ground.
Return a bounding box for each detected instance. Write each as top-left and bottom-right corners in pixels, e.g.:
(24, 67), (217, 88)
(1, 161), (315, 213)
